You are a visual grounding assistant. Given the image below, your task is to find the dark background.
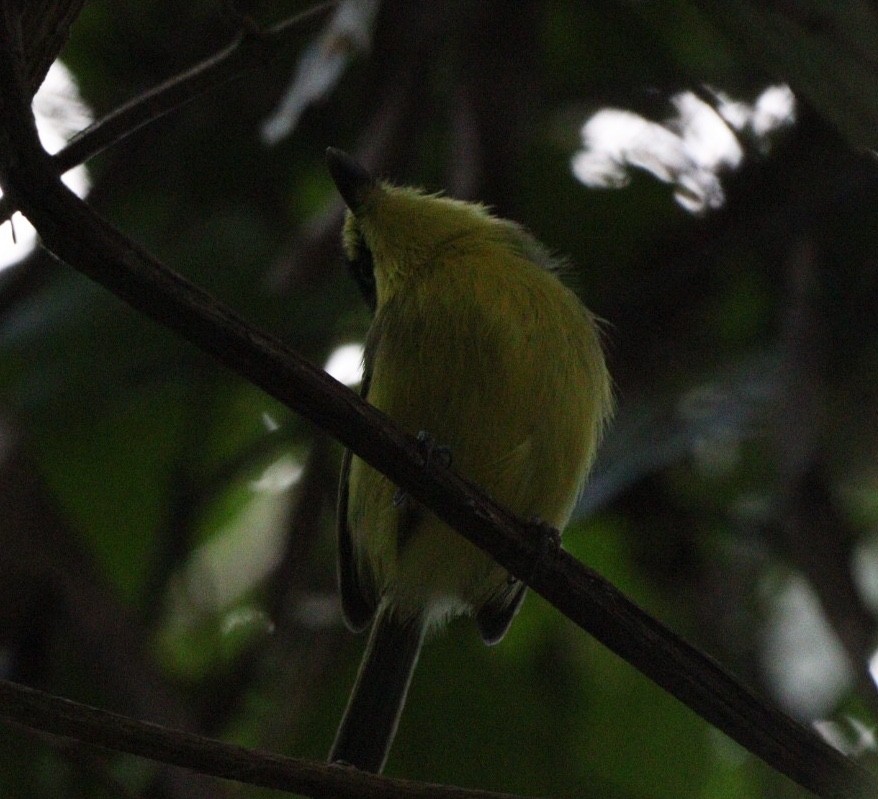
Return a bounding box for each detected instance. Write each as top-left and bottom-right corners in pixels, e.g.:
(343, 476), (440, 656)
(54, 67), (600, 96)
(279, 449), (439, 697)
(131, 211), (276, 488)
(1, 2), (878, 797)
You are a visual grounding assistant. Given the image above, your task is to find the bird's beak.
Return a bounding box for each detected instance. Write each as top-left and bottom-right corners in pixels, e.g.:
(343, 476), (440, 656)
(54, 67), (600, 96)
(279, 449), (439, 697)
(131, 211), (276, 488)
(326, 147), (376, 213)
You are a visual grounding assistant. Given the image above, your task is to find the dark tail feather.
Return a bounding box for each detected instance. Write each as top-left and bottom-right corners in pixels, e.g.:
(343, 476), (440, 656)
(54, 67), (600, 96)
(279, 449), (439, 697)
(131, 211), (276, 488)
(329, 604), (425, 773)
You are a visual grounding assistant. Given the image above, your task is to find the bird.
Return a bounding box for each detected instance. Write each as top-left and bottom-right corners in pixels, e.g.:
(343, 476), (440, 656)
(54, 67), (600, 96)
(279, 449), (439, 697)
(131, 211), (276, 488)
(325, 147), (612, 773)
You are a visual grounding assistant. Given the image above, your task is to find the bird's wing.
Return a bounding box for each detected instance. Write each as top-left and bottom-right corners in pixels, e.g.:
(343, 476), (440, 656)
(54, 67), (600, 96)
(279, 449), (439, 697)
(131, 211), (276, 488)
(337, 365), (378, 632)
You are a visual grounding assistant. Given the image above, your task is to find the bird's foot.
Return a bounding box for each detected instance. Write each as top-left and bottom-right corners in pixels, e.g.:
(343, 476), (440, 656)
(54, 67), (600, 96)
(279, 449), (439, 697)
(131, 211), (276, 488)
(519, 516), (561, 583)
(392, 430), (453, 507)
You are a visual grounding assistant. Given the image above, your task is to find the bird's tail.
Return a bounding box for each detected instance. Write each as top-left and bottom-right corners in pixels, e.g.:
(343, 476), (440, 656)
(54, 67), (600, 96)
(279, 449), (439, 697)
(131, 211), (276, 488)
(328, 603), (426, 773)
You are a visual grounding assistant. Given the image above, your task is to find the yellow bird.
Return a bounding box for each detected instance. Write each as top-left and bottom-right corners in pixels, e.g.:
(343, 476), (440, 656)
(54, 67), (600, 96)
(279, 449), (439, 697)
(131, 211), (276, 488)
(326, 148), (612, 773)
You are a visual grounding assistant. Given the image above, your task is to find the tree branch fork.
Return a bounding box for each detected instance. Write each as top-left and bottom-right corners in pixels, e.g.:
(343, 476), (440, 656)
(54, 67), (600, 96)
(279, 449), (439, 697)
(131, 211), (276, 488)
(0, 5), (873, 799)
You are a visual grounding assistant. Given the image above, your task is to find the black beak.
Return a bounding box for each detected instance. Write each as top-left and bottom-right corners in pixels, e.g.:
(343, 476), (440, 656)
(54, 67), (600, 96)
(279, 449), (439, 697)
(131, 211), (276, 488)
(326, 148), (375, 213)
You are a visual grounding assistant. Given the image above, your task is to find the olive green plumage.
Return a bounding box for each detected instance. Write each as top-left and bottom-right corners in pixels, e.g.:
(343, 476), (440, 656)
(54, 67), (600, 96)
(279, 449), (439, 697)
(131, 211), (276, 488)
(326, 148), (612, 773)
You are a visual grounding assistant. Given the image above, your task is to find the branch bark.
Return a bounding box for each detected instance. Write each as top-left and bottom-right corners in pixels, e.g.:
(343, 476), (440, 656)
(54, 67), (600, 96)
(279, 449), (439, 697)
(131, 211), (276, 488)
(0, 679), (536, 799)
(0, 5), (873, 798)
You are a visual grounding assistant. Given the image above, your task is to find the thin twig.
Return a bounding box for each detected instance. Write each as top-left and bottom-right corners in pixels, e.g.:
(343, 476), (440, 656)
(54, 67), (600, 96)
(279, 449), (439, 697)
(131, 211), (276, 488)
(0, 9), (874, 798)
(0, 1), (337, 224)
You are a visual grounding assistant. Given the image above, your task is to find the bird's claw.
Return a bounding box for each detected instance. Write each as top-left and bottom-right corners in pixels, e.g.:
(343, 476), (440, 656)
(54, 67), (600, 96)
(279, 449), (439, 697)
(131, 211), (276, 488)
(393, 430), (452, 507)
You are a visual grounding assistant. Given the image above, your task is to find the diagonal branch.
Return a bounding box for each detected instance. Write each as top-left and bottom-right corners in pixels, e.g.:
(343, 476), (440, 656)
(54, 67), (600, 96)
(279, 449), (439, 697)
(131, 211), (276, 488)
(0, 0), (337, 225)
(0, 6), (873, 798)
(0, 679), (538, 799)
